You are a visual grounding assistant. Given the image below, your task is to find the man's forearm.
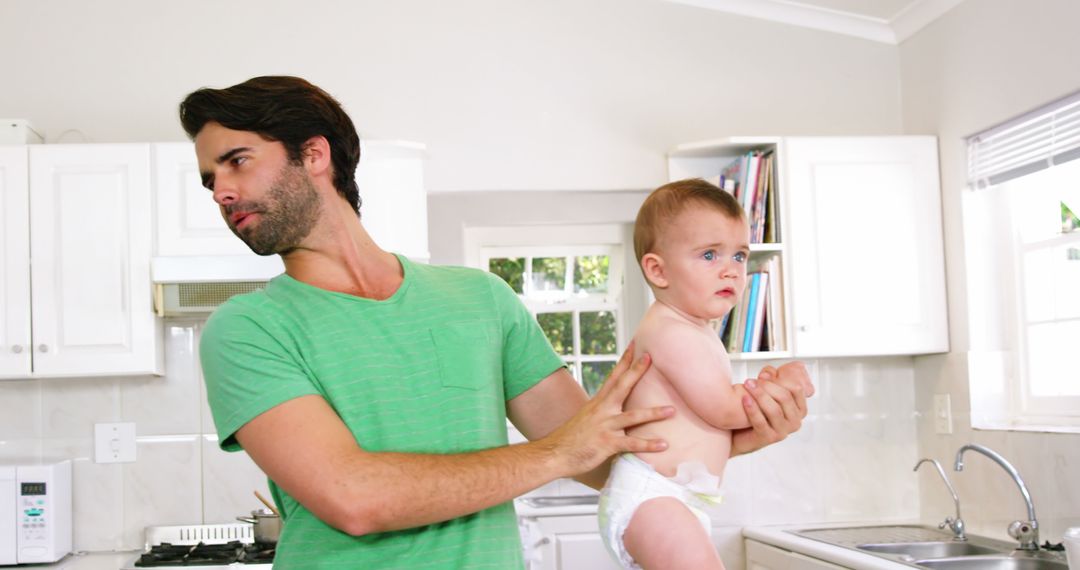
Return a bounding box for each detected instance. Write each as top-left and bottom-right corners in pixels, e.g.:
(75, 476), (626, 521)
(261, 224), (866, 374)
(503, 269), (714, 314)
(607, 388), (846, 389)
(328, 440), (568, 536)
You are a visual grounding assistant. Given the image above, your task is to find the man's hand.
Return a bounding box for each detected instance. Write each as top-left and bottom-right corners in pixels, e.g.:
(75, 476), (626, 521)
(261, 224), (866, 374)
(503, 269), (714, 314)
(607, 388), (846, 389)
(730, 361), (814, 456)
(535, 345), (673, 480)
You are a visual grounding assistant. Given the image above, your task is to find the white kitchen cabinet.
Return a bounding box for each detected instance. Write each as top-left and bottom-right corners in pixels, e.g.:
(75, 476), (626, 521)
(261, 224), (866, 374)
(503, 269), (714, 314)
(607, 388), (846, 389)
(0, 146), (31, 377)
(667, 136), (948, 358)
(522, 514), (621, 570)
(783, 137), (947, 356)
(153, 140), (429, 262)
(0, 144), (162, 379)
(747, 539), (851, 570)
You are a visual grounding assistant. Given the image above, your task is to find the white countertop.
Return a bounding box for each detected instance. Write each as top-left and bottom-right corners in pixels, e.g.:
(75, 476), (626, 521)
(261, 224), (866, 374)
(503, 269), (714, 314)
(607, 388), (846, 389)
(29, 551), (139, 570)
(743, 522), (925, 570)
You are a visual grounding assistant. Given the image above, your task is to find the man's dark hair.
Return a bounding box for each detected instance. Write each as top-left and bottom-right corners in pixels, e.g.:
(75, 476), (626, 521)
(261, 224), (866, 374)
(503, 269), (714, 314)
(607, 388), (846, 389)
(179, 76), (362, 213)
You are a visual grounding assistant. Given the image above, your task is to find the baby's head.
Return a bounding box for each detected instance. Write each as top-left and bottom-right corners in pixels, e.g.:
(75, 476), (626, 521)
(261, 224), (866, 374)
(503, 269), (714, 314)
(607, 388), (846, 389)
(633, 178), (750, 319)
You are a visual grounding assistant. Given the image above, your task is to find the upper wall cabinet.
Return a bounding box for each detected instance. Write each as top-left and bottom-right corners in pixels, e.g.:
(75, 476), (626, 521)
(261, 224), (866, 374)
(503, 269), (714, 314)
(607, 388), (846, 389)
(667, 136), (948, 358)
(0, 144), (162, 379)
(153, 141), (429, 263)
(783, 137), (947, 357)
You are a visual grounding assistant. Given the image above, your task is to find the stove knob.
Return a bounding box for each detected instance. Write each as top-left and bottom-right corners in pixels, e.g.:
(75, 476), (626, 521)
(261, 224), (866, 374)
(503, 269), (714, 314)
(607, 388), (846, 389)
(12, 345), (23, 354)
(38, 344), (49, 353)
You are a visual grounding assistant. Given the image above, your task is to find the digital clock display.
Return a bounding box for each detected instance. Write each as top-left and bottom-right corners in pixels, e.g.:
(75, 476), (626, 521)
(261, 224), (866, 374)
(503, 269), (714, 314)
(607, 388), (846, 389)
(21, 482), (46, 496)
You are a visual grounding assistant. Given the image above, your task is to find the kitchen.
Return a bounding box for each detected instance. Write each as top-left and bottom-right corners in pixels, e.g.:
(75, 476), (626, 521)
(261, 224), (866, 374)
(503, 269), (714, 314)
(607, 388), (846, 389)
(0, 0), (1078, 569)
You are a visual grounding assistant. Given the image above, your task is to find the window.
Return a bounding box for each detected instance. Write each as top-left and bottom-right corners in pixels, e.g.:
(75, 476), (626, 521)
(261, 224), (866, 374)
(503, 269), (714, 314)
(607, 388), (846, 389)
(484, 245), (624, 396)
(465, 224), (640, 397)
(965, 90), (1080, 431)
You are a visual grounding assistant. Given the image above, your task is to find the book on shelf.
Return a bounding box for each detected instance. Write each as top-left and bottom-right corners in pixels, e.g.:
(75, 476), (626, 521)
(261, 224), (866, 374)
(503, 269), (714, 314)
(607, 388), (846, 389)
(716, 263), (782, 354)
(749, 271), (769, 352)
(719, 150), (777, 244)
(742, 273), (761, 353)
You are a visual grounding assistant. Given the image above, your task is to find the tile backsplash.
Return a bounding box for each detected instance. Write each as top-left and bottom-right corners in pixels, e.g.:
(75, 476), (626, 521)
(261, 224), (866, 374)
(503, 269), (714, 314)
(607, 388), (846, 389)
(2, 321), (933, 554)
(0, 322), (271, 552)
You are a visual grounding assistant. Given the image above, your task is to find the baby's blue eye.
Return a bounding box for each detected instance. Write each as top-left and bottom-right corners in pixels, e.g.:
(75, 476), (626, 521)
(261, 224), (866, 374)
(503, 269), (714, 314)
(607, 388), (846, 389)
(703, 250), (716, 261)
(733, 252), (748, 263)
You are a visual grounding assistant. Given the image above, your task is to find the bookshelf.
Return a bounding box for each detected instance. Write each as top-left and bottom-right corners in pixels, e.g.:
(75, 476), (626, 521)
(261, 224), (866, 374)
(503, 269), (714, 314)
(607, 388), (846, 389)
(668, 136), (949, 359)
(667, 137), (792, 360)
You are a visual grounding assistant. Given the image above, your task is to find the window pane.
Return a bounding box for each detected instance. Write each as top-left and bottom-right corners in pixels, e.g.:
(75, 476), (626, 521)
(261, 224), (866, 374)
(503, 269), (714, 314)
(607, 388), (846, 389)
(489, 257), (525, 294)
(1023, 242), (1080, 322)
(582, 361), (616, 396)
(574, 255), (610, 294)
(1026, 320), (1080, 396)
(531, 257), (566, 292)
(580, 311), (616, 355)
(537, 312), (573, 355)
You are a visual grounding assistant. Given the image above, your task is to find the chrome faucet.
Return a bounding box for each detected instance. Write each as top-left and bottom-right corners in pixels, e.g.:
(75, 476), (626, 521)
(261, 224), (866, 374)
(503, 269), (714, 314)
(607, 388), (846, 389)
(954, 444), (1040, 551)
(914, 458), (966, 541)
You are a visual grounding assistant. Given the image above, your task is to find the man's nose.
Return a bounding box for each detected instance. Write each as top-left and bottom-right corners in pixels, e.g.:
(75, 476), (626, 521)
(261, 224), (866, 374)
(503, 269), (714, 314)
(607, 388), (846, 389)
(212, 176), (239, 205)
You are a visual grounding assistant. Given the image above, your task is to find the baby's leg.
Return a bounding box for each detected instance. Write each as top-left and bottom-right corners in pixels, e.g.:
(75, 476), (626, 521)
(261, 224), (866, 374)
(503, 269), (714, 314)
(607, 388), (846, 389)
(622, 497), (724, 570)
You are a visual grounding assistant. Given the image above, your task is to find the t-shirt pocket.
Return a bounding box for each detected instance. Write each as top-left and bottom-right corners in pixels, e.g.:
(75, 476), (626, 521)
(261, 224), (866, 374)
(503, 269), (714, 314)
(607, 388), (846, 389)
(430, 323), (499, 390)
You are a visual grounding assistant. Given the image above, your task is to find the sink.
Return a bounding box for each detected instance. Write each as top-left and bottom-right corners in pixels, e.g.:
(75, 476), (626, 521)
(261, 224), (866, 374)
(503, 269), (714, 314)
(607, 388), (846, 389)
(915, 555), (1069, 570)
(857, 541), (1001, 558)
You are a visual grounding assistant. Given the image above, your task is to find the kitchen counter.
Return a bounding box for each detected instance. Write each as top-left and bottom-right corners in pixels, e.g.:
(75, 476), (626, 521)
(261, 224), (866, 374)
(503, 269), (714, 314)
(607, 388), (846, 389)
(29, 550), (139, 570)
(744, 522), (921, 570)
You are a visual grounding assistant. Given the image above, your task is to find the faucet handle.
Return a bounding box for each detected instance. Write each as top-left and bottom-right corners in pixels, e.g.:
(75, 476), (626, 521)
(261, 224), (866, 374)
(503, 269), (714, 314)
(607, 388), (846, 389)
(1009, 520), (1038, 548)
(941, 516), (967, 541)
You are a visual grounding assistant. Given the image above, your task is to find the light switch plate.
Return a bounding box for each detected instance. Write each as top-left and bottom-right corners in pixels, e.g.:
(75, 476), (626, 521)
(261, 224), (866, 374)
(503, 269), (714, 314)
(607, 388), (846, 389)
(933, 394), (953, 435)
(94, 422), (137, 463)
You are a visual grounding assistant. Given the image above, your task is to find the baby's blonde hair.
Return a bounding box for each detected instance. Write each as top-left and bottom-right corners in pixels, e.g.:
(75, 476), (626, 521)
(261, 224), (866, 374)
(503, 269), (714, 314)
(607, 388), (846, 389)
(633, 178), (746, 266)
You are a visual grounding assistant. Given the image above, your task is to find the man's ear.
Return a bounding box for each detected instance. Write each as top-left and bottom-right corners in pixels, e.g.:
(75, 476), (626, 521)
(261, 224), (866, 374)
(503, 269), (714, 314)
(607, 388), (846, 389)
(641, 253), (668, 288)
(300, 135), (332, 176)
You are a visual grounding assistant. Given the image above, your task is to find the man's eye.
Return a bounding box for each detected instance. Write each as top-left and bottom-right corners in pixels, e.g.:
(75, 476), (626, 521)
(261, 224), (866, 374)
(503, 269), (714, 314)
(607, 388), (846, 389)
(703, 250), (716, 261)
(231, 157), (247, 166)
(733, 252), (748, 263)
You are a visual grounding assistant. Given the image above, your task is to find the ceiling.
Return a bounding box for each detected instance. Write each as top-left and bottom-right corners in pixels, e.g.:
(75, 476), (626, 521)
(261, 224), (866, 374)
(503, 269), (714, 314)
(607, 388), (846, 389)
(664, 0), (966, 44)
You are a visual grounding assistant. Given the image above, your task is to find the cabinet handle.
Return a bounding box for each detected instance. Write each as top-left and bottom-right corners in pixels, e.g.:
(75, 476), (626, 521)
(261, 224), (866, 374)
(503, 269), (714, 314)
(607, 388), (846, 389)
(37, 344), (49, 353)
(11, 345), (23, 354)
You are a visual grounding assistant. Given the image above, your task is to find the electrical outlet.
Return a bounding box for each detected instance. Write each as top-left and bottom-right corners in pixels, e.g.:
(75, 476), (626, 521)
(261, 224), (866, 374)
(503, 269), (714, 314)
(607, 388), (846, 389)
(933, 394), (953, 435)
(94, 422), (137, 463)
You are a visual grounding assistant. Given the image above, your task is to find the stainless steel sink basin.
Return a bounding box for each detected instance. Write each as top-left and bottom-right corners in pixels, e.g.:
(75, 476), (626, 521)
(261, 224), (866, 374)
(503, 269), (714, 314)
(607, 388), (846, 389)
(857, 541), (1001, 558)
(915, 555), (1069, 570)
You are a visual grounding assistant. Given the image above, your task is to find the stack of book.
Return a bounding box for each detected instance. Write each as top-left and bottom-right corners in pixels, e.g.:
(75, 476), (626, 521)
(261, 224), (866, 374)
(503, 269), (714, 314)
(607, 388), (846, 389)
(712, 257), (786, 354)
(717, 150), (779, 244)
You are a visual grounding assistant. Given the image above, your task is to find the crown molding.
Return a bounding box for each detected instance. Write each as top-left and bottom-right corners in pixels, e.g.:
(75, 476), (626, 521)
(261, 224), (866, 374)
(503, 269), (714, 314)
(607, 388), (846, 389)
(665, 0), (966, 45)
(891, 0), (965, 43)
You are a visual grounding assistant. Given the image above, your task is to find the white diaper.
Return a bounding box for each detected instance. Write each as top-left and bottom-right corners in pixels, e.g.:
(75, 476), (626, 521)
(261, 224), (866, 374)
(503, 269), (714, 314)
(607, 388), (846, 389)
(598, 454), (723, 570)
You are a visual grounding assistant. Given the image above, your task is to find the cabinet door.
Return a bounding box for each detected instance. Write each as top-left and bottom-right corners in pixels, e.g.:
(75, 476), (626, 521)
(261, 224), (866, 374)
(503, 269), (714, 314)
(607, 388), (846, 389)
(153, 142), (254, 256)
(28, 144), (161, 377)
(0, 146), (31, 378)
(553, 533), (621, 570)
(784, 137), (948, 356)
(746, 540), (850, 570)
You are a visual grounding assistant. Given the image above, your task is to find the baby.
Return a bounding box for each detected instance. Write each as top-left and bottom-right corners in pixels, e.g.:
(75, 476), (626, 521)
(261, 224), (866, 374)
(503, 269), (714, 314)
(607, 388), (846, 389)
(599, 178), (767, 569)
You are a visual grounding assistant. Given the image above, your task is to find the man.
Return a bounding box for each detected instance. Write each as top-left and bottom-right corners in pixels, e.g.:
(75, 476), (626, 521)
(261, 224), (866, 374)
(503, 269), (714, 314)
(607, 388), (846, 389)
(180, 76), (813, 569)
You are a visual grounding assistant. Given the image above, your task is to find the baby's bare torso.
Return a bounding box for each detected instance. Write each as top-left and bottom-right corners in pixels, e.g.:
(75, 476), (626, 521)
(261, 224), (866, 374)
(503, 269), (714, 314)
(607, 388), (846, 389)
(625, 304), (735, 480)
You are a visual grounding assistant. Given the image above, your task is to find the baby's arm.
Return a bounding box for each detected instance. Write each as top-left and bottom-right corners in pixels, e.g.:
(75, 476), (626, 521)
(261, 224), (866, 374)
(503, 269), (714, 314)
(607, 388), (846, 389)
(646, 323), (751, 430)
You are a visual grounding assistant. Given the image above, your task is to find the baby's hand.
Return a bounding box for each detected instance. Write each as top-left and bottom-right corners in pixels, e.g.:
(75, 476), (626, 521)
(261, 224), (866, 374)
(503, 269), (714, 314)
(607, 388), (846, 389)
(757, 362), (814, 397)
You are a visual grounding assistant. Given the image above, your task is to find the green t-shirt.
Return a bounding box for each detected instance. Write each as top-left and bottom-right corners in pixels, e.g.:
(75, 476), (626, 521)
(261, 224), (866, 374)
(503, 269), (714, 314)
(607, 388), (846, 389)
(200, 255), (565, 569)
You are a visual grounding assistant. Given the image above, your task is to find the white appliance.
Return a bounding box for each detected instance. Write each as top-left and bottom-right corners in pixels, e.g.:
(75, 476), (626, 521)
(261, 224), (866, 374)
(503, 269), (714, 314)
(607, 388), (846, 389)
(0, 460), (72, 565)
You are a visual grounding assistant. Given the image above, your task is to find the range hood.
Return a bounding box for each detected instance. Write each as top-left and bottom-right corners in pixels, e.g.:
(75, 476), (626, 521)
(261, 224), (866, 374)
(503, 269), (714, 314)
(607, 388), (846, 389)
(151, 255), (284, 317)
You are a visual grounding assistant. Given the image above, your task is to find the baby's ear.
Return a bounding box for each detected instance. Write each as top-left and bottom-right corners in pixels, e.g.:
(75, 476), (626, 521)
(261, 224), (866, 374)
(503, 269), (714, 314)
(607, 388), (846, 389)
(641, 253), (668, 288)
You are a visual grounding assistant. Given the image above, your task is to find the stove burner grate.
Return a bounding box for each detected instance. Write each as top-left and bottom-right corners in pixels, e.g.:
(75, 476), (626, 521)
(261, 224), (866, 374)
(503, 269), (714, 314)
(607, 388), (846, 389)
(134, 540), (275, 567)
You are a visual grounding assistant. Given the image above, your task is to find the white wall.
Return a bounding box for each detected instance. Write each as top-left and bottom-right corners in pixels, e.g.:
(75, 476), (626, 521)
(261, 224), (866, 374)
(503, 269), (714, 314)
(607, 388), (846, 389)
(900, 0), (1080, 544)
(0, 0), (902, 193)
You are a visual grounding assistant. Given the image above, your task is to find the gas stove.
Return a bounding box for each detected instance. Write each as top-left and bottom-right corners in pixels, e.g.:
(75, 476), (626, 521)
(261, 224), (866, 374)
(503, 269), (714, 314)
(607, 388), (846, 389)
(121, 524), (273, 569)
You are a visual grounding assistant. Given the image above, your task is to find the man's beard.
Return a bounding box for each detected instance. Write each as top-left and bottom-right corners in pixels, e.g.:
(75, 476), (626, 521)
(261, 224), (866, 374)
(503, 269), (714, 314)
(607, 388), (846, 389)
(226, 163), (323, 256)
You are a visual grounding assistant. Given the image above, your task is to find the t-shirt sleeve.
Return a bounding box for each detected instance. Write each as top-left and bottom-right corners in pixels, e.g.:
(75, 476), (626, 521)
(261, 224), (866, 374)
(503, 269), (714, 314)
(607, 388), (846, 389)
(484, 273), (567, 401)
(200, 301), (321, 451)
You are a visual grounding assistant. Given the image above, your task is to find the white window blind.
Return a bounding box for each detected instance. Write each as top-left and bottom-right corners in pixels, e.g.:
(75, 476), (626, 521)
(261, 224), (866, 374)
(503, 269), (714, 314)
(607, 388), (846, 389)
(967, 90), (1080, 188)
